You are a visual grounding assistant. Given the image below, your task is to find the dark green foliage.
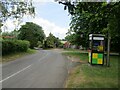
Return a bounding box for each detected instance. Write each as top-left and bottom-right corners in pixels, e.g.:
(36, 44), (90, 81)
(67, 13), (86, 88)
(59, 1), (120, 52)
(18, 22), (45, 48)
(2, 40), (30, 55)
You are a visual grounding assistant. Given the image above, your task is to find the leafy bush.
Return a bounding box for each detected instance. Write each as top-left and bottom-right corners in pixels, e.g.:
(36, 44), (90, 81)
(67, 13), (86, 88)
(2, 40), (30, 55)
(14, 40), (30, 52)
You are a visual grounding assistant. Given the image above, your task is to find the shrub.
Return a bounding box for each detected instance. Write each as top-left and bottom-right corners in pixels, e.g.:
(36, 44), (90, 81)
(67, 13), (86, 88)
(14, 40), (30, 52)
(2, 40), (30, 55)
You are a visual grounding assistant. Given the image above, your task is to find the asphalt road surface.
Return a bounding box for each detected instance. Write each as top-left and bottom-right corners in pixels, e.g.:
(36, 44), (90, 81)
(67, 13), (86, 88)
(1, 49), (69, 88)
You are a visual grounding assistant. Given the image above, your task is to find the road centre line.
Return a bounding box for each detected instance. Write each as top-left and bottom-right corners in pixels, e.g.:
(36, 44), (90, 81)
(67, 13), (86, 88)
(38, 52), (49, 61)
(0, 65), (32, 83)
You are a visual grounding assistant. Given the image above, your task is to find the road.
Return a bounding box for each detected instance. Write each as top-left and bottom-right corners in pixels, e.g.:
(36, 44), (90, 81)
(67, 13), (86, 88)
(1, 49), (69, 88)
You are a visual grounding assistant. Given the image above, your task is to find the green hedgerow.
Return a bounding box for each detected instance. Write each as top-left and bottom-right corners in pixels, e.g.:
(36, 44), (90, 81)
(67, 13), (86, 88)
(2, 40), (30, 55)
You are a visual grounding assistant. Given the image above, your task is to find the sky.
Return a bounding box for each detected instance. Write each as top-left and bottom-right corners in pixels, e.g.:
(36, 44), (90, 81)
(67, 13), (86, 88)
(2, 0), (71, 39)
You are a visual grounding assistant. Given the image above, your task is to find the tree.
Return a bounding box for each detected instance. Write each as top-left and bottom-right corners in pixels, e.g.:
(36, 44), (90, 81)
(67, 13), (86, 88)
(58, 1), (120, 53)
(54, 37), (62, 48)
(18, 22), (45, 48)
(0, 0), (35, 32)
(45, 33), (61, 48)
(57, 1), (120, 67)
(46, 33), (55, 48)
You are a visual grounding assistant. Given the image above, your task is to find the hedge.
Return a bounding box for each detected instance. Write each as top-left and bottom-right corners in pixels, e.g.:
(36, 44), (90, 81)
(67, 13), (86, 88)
(2, 40), (30, 55)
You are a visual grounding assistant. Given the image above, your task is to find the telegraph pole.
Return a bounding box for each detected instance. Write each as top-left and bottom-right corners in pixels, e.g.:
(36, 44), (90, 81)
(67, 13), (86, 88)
(107, 30), (111, 67)
(106, 1), (111, 67)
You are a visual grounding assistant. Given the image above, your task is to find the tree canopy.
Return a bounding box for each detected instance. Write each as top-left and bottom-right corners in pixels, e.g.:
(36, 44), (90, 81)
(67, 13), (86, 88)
(0, 0), (35, 32)
(58, 1), (120, 52)
(18, 22), (45, 48)
(44, 33), (61, 48)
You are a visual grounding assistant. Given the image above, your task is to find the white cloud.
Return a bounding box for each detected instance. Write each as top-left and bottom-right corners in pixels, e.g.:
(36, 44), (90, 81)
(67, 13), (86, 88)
(33, 0), (54, 2)
(31, 17), (68, 39)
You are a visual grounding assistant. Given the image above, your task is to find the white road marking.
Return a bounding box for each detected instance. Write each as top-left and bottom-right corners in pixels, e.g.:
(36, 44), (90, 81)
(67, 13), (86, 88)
(0, 65), (32, 83)
(38, 53), (49, 61)
(0, 51), (49, 83)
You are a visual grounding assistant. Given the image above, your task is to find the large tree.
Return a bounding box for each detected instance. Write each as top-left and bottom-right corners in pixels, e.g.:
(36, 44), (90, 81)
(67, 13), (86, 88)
(18, 22), (45, 48)
(58, 1), (120, 52)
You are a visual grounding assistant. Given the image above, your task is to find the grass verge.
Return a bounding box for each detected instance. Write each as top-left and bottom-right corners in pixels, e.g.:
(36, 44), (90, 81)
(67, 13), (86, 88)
(1, 48), (37, 63)
(63, 51), (119, 88)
